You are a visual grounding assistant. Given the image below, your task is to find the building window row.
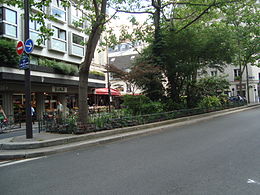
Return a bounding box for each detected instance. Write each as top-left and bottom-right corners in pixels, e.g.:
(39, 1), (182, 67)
(0, 7), (17, 38)
(0, 6), (85, 57)
(48, 25), (85, 56)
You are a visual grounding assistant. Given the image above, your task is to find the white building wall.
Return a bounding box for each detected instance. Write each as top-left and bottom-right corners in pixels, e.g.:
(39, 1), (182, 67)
(205, 64), (260, 103)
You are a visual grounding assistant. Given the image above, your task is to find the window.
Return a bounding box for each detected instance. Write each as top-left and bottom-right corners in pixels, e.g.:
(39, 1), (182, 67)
(69, 33), (84, 56)
(211, 71), (217, 77)
(51, 0), (66, 22)
(49, 26), (67, 52)
(234, 69), (240, 77)
(69, 5), (84, 28)
(0, 7), (17, 38)
(30, 55), (39, 65)
(32, 0), (46, 12)
(53, 27), (66, 40)
(234, 69), (241, 80)
(126, 83), (132, 92)
(29, 19), (44, 45)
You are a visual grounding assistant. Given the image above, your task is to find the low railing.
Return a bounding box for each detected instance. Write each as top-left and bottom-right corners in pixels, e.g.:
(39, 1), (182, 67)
(38, 102), (246, 134)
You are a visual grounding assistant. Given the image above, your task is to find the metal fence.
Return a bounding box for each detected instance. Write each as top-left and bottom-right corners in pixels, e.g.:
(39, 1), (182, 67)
(38, 102), (246, 134)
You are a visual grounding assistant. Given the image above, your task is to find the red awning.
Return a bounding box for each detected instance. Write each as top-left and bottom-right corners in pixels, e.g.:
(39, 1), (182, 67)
(94, 88), (121, 96)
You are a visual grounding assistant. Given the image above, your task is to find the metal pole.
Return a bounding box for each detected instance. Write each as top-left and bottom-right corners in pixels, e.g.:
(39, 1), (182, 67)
(107, 71), (111, 112)
(24, 0), (32, 138)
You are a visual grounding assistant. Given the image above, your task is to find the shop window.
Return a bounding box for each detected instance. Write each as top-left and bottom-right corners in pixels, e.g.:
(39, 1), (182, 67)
(0, 7), (17, 38)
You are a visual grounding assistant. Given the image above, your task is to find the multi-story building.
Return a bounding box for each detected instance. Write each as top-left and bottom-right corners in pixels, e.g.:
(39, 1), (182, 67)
(108, 42), (144, 95)
(0, 1), (107, 119)
(203, 64), (260, 103)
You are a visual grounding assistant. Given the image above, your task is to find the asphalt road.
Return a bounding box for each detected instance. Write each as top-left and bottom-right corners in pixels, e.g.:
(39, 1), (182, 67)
(0, 108), (260, 195)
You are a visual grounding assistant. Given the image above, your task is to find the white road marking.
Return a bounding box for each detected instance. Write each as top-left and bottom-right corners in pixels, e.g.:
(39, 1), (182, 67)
(247, 179), (260, 185)
(0, 160), (11, 165)
(0, 157), (44, 168)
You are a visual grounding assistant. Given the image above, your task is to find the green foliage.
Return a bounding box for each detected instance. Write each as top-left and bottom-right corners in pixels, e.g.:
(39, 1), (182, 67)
(163, 98), (187, 111)
(0, 39), (19, 67)
(89, 70), (105, 77)
(123, 95), (164, 115)
(123, 95), (151, 115)
(198, 96), (222, 109)
(39, 58), (78, 75)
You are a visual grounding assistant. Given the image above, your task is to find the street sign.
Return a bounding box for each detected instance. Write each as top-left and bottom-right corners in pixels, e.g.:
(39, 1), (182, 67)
(24, 39), (34, 54)
(19, 54), (30, 70)
(16, 41), (24, 55)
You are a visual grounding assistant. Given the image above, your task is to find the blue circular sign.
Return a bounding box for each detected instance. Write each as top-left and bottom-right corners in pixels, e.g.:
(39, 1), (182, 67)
(24, 39), (34, 54)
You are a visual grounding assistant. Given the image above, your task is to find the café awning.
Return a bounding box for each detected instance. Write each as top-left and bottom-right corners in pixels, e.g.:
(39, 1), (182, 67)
(94, 88), (121, 96)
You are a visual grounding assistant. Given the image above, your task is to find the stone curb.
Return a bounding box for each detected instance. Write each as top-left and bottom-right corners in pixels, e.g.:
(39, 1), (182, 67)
(0, 104), (259, 160)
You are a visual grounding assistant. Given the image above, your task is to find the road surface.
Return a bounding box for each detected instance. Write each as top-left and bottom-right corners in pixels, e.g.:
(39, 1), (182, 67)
(0, 108), (259, 194)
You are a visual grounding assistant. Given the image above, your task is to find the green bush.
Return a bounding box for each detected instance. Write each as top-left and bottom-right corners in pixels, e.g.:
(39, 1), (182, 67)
(90, 70), (105, 77)
(39, 58), (78, 75)
(123, 95), (163, 115)
(0, 39), (19, 67)
(123, 95), (150, 115)
(141, 102), (164, 114)
(163, 98), (186, 111)
(198, 96), (222, 109)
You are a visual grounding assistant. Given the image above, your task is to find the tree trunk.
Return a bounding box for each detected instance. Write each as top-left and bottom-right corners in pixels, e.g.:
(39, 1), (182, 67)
(78, 0), (107, 124)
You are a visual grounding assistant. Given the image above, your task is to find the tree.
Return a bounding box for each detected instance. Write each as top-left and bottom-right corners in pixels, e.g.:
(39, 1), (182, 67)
(221, 0), (260, 102)
(112, 0), (243, 102)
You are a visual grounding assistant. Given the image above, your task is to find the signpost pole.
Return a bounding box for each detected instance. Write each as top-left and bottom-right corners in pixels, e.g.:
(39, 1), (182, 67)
(24, 0), (32, 139)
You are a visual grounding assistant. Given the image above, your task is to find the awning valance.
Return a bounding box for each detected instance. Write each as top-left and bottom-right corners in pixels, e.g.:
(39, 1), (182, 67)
(94, 88), (121, 96)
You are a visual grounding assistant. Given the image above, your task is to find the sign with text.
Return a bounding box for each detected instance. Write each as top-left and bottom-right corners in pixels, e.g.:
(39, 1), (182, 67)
(19, 54), (30, 70)
(52, 86), (67, 93)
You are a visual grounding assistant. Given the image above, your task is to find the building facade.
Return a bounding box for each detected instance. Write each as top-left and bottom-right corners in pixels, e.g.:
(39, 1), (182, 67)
(108, 42), (144, 95)
(0, 1), (107, 120)
(202, 64), (260, 103)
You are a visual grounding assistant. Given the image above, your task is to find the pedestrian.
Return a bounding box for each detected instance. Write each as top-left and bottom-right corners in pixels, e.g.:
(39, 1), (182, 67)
(31, 106), (35, 124)
(0, 105), (7, 127)
(57, 101), (63, 121)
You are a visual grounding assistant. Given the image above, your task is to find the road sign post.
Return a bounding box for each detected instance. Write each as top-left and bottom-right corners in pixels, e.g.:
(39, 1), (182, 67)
(24, 0), (33, 139)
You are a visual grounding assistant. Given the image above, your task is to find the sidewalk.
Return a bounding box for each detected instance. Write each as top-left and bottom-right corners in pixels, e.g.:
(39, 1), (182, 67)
(1, 104), (260, 160)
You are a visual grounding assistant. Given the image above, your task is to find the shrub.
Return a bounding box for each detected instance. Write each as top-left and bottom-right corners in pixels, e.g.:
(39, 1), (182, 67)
(198, 96), (222, 109)
(163, 98), (186, 111)
(141, 102), (164, 114)
(123, 95), (151, 115)
(90, 70), (105, 77)
(39, 58), (78, 75)
(123, 95), (164, 115)
(0, 39), (19, 67)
